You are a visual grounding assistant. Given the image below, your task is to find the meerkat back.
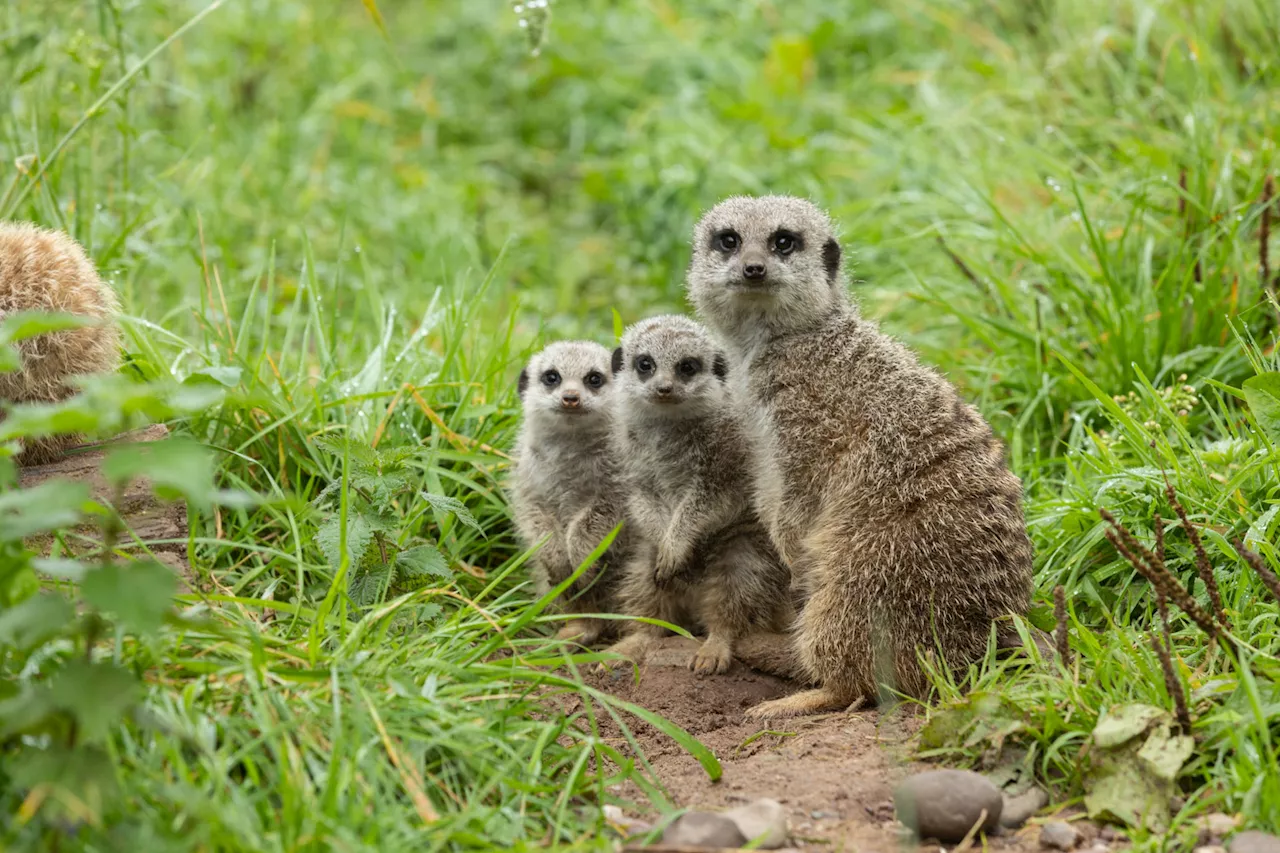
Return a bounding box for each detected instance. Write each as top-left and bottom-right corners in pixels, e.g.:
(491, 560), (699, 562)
(0, 222), (122, 465)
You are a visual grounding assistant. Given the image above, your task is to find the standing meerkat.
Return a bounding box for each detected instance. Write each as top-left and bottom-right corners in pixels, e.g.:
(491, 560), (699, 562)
(603, 315), (792, 675)
(511, 341), (631, 645)
(686, 195), (1033, 719)
(0, 222), (121, 466)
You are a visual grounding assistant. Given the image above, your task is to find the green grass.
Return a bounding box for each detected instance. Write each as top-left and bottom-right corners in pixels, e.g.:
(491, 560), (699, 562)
(2, 0), (1279, 849)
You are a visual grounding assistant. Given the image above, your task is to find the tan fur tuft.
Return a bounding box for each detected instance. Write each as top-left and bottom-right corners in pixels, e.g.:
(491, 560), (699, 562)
(0, 222), (121, 465)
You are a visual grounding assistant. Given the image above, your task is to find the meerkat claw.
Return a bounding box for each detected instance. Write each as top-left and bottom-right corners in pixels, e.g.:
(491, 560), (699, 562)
(690, 636), (733, 676)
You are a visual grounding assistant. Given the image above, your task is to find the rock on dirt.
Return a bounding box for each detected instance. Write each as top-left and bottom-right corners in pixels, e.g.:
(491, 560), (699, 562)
(1230, 831), (1280, 853)
(894, 768), (1003, 842)
(1040, 820), (1081, 850)
(662, 811), (748, 848)
(722, 798), (789, 849)
(1200, 813), (1241, 843)
(999, 786), (1048, 828)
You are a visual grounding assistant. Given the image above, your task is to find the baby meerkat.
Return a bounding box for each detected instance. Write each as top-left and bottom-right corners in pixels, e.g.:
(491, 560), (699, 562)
(603, 315), (792, 676)
(511, 341), (631, 645)
(686, 195), (1033, 718)
(0, 222), (121, 466)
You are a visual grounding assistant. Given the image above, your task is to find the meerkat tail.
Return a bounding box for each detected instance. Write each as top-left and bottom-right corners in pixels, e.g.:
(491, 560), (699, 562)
(732, 631), (811, 682)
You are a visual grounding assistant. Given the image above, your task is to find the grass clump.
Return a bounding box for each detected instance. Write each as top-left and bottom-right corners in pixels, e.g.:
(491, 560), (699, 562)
(2, 0), (1280, 849)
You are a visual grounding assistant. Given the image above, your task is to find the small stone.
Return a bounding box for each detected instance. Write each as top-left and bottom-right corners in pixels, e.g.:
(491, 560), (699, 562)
(1083, 846), (1110, 853)
(1230, 831), (1280, 853)
(723, 798), (789, 849)
(602, 805), (651, 837)
(810, 810), (835, 820)
(999, 786), (1048, 828)
(1195, 847), (1228, 853)
(1201, 813), (1241, 841)
(894, 769), (1003, 843)
(1040, 820), (1082, 850)
(662, 811), (748, 848)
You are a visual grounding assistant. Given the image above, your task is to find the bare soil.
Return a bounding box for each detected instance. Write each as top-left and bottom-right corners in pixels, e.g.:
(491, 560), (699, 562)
(579, 636), (1089, 852)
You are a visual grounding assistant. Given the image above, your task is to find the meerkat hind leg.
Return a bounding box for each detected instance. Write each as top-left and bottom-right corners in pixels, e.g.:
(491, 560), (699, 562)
(744, 687), (859, 720)
(556, 617), (608, 647)
(596, 625), (663, 673)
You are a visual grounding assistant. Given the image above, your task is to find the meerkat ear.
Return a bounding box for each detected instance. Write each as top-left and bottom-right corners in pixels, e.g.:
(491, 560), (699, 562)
(517, 368), (529, 399)
(713, 352), (728, 381)
(823, 237), (841, 282)
(611, 347), (624, 375)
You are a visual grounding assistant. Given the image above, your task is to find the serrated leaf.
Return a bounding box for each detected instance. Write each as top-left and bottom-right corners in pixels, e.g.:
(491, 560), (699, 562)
(1242, 372), (1280, 441)
(184, 365), (243, 387)
(0, 593), (74, 651)
(103, 435), (216, 506)
(419, 491), (483, 534)
(0, 479), (90, 539)
(349, 566), (393, 607)
(395, 545), (451, 582)
(316, 513), (374, 571)
(48, 660), (140, 744)
(81, 560), (176, 636)
(7, 743), (118, 819)
(0, 310), (94, 344)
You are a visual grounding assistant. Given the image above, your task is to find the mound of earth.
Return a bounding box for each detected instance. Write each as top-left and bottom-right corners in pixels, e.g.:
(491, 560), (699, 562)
(578, 636), (1099, 851)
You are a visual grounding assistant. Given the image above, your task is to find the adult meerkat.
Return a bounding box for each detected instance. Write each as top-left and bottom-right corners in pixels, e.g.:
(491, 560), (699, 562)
(0, 222), (121, 466)
(686, 195), (1033, 719)
(603, 315), (792, 675)
(511, 341), (631, 645)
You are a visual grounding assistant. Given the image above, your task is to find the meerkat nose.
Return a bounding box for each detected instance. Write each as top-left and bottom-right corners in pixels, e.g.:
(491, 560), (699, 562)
(561, 392), (581, 407)
(655, 383), (673, 396)
(743, 262), (766, 280)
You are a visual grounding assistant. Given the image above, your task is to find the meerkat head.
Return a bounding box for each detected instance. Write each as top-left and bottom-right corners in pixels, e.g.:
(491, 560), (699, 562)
(517, 341), (615, 432)
(611, 314), (729, 421)
(686, 195), (847, 346)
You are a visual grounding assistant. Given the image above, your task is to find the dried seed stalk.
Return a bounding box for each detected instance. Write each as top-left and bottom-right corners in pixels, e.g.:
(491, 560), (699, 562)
(1165, 483), (1229, 629)
(1100, 508), (1218, 638)
(1053, 584), (1070, 666)
(1150, 633), (1192, 733)
(1233, 538), (1280, 604)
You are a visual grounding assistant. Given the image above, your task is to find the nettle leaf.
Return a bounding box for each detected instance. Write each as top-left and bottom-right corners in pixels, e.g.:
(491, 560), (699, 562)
(395, 545), (452, 585)
(104, 436), (216, 506)
(0, 479), (90, 540)
(0, 310), (94, 344)
(1242, 372), (1280, 442)
(183, 365), (243, 387)
(7, 743), (119, 819)
(48, 660), (141, 745)
(0, 592), (74, 651)
(316, 512), (374, 571)
(314, 435), (379, 469)
(1084, 703), (1193, 832)
(349, 565), (393, 607)
(81, 560), (176, 636)
(419, 491), (483, 535)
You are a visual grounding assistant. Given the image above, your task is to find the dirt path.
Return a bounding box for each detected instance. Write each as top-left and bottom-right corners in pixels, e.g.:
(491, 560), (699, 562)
(582, 637), (1061, 851)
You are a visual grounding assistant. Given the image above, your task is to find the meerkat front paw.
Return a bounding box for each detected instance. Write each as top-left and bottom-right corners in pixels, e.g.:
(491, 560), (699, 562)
(651, 545), (686, 588)
(596, 632), (655, 674)
(556, 618), (604, 647)
(690, 635), (733, 676)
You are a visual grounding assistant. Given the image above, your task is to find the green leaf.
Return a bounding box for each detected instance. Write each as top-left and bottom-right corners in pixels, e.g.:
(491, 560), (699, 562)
(48, 660), (141, 744)
(395, 545), (451, 583)
(0, 593), (74, 651)
(81, 560), (176, 636)
(316, 512), (373, 571)
(1242, 372), (1280, 441)
(612, 308), (624, 341)
(0, 479), (90, 540)
(419, 491), (483, 535)
(7, 743), (119, 820)
(0, 310), (94, 344)
(0, 342), (20, 373)
(349, 566), (393, 607)
(1084, 704), (1191, 832)
(184, 365), (243, 387)
(103, 436), (216, 506)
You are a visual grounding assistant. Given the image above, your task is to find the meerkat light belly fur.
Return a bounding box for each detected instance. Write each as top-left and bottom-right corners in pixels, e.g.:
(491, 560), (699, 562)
(686, 195), (1033, 718)
(510, 341), (632, 646)
(603, 315), (792, 675)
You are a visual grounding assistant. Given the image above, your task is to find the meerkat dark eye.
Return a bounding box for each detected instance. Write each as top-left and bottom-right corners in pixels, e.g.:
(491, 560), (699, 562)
(677, 358), (702, 378)
(713, 231), (741, 253)
(540, 369), (561, 388)
(771, 230), (801, 256)
(634, 355), (656, 375)
(584, 371), (605, 390)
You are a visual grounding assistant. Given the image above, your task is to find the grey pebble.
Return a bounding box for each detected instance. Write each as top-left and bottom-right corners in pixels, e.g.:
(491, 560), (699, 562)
(1230, 831), (1280, 853)
(1040, 820), (1081, 850)
(722, 797), (789, 849)
(999, 786), (1048, 828)
(1196, 847), (1228, 853)
(894, 769), (1003, 843)
(662, 811), (747, 848)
